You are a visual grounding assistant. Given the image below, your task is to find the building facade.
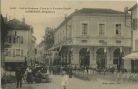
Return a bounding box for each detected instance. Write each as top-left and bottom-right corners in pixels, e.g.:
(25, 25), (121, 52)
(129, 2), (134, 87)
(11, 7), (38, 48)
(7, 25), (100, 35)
(4, 18), (35, 70)
(28, 35), (37, 66)
(53, 8), (132, 70)
(129, 4), (138, 51)
(124, 4), (138, 73)
(36, 41), (45, 64)
(1, 15), (8, 67)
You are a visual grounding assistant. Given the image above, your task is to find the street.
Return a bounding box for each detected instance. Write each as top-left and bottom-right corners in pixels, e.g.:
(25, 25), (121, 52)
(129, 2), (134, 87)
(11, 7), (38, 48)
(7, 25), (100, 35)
(1, 1), (138, 89)
(3, 75), (138, 89)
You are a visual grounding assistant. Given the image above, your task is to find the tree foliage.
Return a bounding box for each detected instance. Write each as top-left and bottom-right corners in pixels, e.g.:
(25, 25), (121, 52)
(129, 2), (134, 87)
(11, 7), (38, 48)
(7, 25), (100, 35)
(44, 27), (54, 50)
(1, 15), (8, 47)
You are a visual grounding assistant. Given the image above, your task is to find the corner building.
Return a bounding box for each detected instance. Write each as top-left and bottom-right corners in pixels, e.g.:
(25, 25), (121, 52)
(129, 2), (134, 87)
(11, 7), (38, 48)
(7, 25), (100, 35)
(54, 8), (132, 69)
(4, 18), (34, 70)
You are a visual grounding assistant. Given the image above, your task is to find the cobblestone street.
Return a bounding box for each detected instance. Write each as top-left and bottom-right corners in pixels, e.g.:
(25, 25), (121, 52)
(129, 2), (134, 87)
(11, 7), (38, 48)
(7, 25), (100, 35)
(2, 75), (138, 89)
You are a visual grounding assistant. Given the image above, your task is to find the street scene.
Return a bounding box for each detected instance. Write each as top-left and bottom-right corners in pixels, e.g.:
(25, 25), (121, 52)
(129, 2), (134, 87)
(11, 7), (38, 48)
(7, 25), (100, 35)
(1, 0), (138, 89)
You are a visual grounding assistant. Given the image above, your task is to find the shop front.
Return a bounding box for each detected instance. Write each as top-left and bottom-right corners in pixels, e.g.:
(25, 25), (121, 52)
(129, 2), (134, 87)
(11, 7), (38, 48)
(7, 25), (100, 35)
(4, 56), (27, 71)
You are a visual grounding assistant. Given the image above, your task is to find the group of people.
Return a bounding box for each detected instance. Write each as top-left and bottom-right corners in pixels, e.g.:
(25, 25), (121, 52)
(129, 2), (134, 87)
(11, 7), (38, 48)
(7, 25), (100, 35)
(15, 66), (32, 88)
(15, 65), (71, 89)
(15, 65), (52, 88)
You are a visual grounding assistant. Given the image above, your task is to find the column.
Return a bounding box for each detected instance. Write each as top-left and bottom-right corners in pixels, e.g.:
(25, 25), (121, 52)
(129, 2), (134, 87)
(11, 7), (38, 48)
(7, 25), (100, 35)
(123, 47), (131, 72)
(90, 48), (96, 68)
(106, 48), (113, 68)
(72, 47), (80, 66)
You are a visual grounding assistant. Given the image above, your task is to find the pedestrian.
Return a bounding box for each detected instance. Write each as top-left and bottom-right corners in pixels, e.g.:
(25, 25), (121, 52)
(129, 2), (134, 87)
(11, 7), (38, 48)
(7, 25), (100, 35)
(1, 68), (7, 89)
(86, 66), (89, 74)
(26, 66), (32, 84)
(15, 67), (24, 88)
(61, 71), (69, 89)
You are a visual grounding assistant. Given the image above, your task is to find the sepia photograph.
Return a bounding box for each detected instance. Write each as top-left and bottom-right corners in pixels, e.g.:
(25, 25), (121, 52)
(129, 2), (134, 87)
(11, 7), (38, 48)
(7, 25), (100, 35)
(0, 0), (138, 89)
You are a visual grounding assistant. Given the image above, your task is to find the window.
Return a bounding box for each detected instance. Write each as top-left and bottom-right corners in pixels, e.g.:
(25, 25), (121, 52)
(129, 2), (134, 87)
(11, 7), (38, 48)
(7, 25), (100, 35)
(21, 49), (23, 56)
(15, 31), (17, 36)
(4, 49), (11, 56)
(13, 36), (16, 43)
(82, 40), (87, 43)
(20, 36), (23, 44)
(82, 23), (88, 35)
(69, 25), (72, 30)
(99, 40), (105, 43)
(15, 36), (23, 44)
(15, 49), (20, 56)
(116, 40), (121, 44)
(6, 36), (11, 43)
(68, 25), (72, 38)
(132, 19), (138, 30)
(99, 40), (107, 45)
(5, 49), (8, 56)
(16, 36), (20, 44)
(8, 36), (12, 43)
(99, 24), (105, 35)
(63, 30), (65, 40)
(13, 49), (15, 56)
(116, 24), (121, 35)
(135, 39), (138, 51)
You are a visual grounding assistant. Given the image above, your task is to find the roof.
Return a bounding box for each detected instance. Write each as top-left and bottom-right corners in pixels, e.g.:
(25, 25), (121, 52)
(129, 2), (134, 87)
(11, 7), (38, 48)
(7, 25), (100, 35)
(129, 3), (137, 11)
(7, 19), (31, 30)
(75, 8), (125, 14)
(37, 40), (45, 47)
(55, 8), (128, 32)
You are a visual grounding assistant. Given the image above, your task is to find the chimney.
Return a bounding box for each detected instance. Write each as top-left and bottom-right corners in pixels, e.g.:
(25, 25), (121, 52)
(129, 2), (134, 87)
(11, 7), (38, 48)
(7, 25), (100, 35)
(124, 7), (128, 13)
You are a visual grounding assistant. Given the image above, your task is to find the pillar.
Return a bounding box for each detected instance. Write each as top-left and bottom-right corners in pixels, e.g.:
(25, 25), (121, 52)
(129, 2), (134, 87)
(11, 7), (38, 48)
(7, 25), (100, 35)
(90, 48), (97, 68)
(72, 47), (80, 66)
(123, 47), (131, 72)
(106, 48), (113, 68)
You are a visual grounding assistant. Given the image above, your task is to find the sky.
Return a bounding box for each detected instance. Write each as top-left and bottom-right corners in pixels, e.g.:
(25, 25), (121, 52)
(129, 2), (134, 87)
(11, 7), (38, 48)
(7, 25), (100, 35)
(1, 0), (137, 44)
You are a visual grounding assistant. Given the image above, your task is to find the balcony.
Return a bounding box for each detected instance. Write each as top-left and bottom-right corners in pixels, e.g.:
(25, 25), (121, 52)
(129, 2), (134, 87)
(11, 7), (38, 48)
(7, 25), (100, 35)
(71, 36), (131, 47)
(4, 42), (12, 47)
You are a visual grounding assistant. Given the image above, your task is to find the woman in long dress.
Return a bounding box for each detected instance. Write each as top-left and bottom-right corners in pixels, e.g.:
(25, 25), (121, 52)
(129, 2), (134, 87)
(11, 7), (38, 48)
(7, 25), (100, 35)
(61, 71), (69, 89)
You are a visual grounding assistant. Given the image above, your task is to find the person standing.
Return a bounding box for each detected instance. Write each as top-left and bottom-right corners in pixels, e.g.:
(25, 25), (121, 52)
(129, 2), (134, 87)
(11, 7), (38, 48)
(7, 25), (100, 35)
(61, 71), (69, 89)
(26, 66), (32, 84)
(86, 66), (89, 74)
(15, 67), (24, 88)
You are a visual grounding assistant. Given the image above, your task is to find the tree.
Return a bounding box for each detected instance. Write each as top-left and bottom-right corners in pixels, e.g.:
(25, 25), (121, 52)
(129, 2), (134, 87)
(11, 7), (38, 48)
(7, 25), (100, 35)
(1, 15), (8, 67)
(44, 27), (54, 50)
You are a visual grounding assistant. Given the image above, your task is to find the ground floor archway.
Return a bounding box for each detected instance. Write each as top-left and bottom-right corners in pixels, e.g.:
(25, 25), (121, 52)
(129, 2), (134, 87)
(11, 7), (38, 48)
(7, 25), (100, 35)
(79, 48), (90, 67)
(113, 48), (124, 71)
(96, 48), (107, 69)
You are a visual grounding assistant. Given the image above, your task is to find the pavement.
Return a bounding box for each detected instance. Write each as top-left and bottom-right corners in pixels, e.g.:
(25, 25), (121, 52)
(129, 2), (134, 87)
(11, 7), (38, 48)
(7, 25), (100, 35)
(2, 74), (138, 89)
(1, 83), (35, 89)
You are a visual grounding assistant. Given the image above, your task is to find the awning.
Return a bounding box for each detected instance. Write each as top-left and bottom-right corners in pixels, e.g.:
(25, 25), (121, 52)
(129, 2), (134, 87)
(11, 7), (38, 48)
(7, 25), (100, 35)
(4, 56), (25, 62)
(123, 52), (138, 60)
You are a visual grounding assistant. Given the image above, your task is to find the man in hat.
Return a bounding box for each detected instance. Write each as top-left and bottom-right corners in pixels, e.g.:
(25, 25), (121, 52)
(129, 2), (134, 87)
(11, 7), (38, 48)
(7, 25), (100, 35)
(15, 66), (24, 88)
